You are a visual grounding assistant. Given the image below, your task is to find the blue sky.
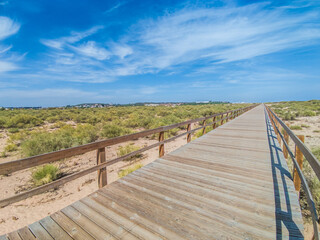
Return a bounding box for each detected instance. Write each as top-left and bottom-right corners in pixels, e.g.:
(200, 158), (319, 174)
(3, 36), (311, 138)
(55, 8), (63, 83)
(0, 0), (319, 106)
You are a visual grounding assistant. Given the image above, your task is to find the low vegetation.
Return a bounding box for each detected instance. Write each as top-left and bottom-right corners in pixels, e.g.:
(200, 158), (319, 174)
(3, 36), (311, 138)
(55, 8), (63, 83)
(118, 164), (143, 178)
(268, 100), (320, 120)
(21, 124), (98, 157)
(290, 125), (302, 130)
(0, 103), (250, 158)
(117, 144), (142, 160)
(32, 164), (60, 186)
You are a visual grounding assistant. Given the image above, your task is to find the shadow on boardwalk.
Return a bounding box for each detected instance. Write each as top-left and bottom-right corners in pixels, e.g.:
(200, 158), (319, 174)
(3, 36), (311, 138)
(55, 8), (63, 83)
(265, 109), (304, 239)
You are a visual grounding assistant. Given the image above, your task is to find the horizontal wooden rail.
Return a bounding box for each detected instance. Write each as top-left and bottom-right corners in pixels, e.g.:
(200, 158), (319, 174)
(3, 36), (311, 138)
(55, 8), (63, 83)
(0, 104), (257, 207)
(266, 106), (320, 181)
(266, 106), (320, 240)
(0, 105), (255, 175)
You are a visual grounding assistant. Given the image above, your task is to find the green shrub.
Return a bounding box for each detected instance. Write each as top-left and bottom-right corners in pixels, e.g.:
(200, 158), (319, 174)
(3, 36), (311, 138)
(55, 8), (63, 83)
(101, 124), (132, 138)
(303, 111), (316, 117)
(0, 117), (6, 128)
(5, 143), (18, 152)
(1, 151), (7, 158)
(301, 124), (310, 128)
(7, 114), (43, 128)
(32, 164), (60, 186)
(118, 164), (143, 178)
(8, 128), (19, 133)
(290, 125), (302, 130)
(52, 121), (67, 128)
(117, 144), (142, 160)
(21, 124), (98, 157)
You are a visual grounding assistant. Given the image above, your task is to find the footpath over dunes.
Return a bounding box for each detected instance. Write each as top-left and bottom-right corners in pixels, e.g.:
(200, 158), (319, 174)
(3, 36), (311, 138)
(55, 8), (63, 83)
(1, 105), (307, 239)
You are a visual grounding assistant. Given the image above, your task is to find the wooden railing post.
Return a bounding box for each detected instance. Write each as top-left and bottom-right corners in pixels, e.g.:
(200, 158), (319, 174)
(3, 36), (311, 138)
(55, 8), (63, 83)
(202, 120), (206, 135)
(293, 135), (305, 192)
(212, 116), (216, 129)
(277, 121), (282, 147)
(220, 114), (224, 125)
(283, 125), (289, 159)
(97, 147), (107, 188)
(187, 124), (191, 143)
(226, 113), (229, 122)
(159, 131), (165, 157)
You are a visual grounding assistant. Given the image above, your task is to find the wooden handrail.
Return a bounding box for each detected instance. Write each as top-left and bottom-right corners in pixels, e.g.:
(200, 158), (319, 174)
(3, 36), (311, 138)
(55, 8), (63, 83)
(266, 105), (320, 240)
(0, 104), (257, 207)
(0, 105), (255, 175)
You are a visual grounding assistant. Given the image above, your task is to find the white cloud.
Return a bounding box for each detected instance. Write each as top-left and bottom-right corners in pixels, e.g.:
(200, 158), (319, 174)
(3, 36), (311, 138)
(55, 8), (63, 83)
(111, 43), (133, 59)
(37, 2), (320, 83)
(70, 41), (110, 60)
(0, 16), (20, 40)
(104, 1), (127, 14)
(0, 60), (17, 72)
(0, 17), (20, 72)
(133, 3), (320, 69)
(41, 25), (104, 50)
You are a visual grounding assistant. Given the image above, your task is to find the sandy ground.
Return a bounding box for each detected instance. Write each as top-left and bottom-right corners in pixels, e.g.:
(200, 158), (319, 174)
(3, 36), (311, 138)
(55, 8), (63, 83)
(0, 129), (190, 235)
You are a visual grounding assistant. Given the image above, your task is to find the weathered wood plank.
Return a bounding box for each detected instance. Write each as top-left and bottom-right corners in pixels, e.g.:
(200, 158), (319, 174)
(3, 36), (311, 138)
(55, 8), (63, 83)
(39, 216), (73, 240)
(16, 227), (36, 240)
(50, 211), (94, 240)
(60, 206), (116, 239)
(28, 221), (54, 240)
(6, 232), (21, 240)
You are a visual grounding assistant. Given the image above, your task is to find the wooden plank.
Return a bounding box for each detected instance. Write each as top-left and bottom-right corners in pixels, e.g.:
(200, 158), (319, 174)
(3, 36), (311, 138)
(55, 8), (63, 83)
(17, 227), (36, 240)
(86, 194), (184, 239)
(28, 221), (54, 240)
(6, 232), (21, 240)
(71, 201), (138, 239)
(50, 212), (95, 240)
(80, 197), (162, 240)
(39, 216), (73, 240)
(61, 206), (116, 239)
(98, 186), (243, 239)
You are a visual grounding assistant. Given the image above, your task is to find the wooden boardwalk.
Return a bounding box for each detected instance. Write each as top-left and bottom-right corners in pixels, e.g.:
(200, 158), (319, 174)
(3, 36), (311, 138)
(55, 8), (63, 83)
(1, 105), (304, 239)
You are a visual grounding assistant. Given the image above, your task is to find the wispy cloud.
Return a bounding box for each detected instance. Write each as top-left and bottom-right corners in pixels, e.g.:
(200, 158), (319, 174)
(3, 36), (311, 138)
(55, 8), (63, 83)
(37, 1), (320, 83)
(131, 3), (320, 69)
(104, 1), (127, 14)
(0, 16), (20, 40)
(0, 16), (21, 72)
(40, 25), (104, 50)
(69, 41), (110, 60)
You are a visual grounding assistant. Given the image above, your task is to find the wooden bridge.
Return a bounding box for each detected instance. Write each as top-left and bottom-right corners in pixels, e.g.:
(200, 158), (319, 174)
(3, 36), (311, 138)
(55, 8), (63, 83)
(1, 104), (320, 239)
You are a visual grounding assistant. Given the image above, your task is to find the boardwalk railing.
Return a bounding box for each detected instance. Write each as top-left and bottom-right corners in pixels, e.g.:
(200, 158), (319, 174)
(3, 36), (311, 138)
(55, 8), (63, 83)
(0, 105), (256, 208)
(266, 106), (320, 240)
